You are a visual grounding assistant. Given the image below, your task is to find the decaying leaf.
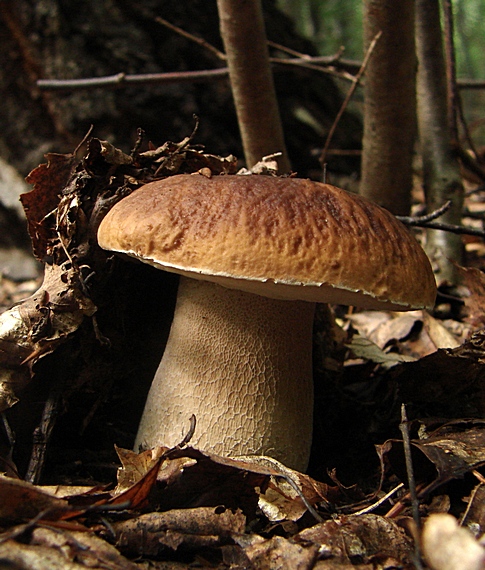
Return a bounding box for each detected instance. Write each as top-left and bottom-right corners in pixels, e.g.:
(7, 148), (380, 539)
(241, 535), (319, 569)
(388, 327), (485, 414)
(381, 420), (485, 491)
(296, 514), (413, 567)
(0, 527), (139, 570)
(458, 264), (485, 330)
(113, 444), (168, 493)
(347, 333), (417, 368)
(22, 152), (78, 260)
(113, 506), (246, 558)
(0, 475), (76, 524)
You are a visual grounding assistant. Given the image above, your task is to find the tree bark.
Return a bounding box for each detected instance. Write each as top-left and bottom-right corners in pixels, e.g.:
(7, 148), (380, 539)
(360, 0), (416, 215)
(217, 0), (291, 172)
(415, 0), (464, 284)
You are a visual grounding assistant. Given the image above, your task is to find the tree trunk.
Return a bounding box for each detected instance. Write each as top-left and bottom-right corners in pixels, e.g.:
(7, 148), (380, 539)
(415, 0), (464, 284)
(360, 0), (416, 215)
(217, 0), (291, 172)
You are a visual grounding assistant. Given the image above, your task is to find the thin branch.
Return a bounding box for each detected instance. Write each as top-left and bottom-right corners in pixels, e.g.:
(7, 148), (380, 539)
(37, 65), (484, 92)
(37, 52), (364, 92)
(399, 404), (424, 570)
(457, 79), (485, 90)
(406, 220), (485, 238)
(352, 483), (404, 516)
(397, 200), (485, 238)
(397, 201), (452, 225)
(267, 39), (314, 59)
(155, 16), (226, 61)
(37, 69), (230, 92)
(320, 30), (381, 169)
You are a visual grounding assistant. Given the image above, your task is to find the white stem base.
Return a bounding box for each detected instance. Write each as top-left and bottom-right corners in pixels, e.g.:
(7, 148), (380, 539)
(135, 277), (315, 471)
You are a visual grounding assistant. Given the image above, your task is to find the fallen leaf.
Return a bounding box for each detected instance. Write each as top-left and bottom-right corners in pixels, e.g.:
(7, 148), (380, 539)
(422, 312), (461, 349)
(0, 526), (138, 570)
(347, 334), (416, 367)
(22, 152), (77, 261)
(388, 328), (485, 413)
(242, 535), (319, 569)
(381, 420), (485, 491)
(296, 514), (413, 567)
(113, 506), (246, 558)
(457, 265), (485, 329)
(0, 475), (76, 524)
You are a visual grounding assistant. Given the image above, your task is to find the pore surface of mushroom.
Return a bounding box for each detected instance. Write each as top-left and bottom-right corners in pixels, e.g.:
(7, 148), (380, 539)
(98, 174), (436, 471)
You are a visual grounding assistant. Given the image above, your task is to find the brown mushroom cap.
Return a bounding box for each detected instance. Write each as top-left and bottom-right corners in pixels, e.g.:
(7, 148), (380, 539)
(98, 174), (436, 310)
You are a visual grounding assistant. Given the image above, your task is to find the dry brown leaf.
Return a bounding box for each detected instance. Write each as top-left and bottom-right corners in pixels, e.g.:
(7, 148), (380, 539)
(113, 506), (246, 558)
(381, 420), (485, 490)
(422, 312), (461, 349)
(241, 535), (319, 569)
(114, 444), (168, 493)
(457, 265), (485, 329)
(389, 327), (485, 413)
(0, 475), (76, 524)
(22, 152), (78, 260)
(296, 514), (413, 567)
(0, 526), (139, 570)
(349, 310), (422, 348)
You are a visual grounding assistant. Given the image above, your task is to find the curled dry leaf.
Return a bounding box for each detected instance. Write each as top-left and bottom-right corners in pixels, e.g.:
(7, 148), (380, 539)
(347, 333), (416, 368)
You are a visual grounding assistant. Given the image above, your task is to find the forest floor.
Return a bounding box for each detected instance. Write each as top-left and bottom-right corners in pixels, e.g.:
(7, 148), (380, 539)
(1, 140), (485, 569)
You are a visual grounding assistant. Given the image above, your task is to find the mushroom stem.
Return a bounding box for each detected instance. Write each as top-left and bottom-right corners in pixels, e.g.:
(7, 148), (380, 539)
(135, 276), (316, 471)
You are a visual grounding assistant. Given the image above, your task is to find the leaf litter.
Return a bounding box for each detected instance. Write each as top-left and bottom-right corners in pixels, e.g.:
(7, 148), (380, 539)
(1, 134), (485, 567)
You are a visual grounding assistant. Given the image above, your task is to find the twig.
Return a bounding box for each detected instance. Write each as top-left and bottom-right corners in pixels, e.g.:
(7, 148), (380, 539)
(36, 53), (365, 93)
(402, 219), (485, 238)
(276, 472), (324, 523)
(399, 404), (424, 570)
(397, 201), (452, 225)
(352, 483), (404, 516)
(397, 200), (485, 238)
(37, 69), (230, 92)
(459, 473), (484, 527)
(320, 31), (381, 169)
(458, 79), (485, 90)
(155, 16), (226, 61)
(267, 40), (313, 59)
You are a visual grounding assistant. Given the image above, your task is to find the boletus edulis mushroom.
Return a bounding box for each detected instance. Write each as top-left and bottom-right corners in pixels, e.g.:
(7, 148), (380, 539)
(97, 173), (436, 471)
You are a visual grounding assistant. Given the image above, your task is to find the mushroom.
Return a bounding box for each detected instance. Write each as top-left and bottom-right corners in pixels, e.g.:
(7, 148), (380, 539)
(97, 173), (436, 471)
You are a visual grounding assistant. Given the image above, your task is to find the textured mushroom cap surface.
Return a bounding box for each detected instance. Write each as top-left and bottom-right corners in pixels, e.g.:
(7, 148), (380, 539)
(98, 174), (436, 310)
